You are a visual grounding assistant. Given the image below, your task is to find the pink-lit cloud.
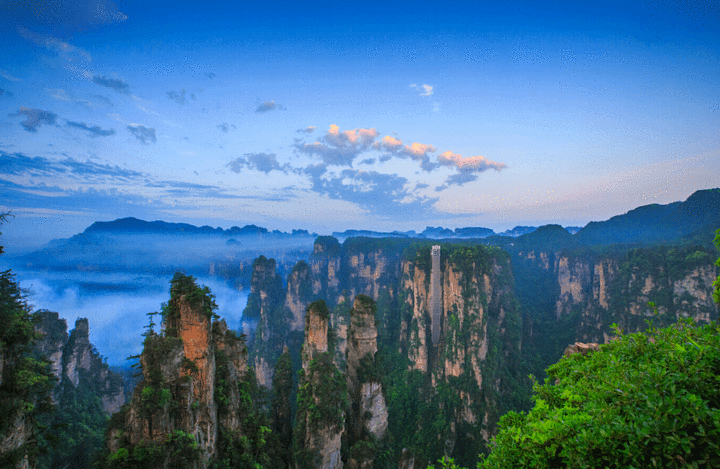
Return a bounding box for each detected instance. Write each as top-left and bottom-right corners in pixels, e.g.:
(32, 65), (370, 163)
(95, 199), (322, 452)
(294, 124), (379, 166)
(437, 151), (507, 172)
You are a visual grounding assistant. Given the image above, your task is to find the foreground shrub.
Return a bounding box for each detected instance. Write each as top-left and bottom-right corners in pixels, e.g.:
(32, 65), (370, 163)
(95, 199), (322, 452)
(479, 316), (720, 469)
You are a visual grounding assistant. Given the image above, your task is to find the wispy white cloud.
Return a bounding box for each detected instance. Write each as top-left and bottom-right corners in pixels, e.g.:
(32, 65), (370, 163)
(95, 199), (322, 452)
(410, 83), (434, 96)
(17, 26), (92, 79)
(0, 70), (21, 82)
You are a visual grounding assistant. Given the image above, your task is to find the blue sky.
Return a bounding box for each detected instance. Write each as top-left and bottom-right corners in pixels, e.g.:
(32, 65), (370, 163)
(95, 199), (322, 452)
(1, 0), (719, 251)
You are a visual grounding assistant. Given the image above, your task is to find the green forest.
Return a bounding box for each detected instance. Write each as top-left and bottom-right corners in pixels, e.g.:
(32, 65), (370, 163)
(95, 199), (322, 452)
(1, 205), (719, 468)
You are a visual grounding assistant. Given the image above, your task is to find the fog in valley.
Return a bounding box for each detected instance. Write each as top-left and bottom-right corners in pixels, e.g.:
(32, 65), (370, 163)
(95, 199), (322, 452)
(12, 270), (249, 366)
(3, 229), (316, 366)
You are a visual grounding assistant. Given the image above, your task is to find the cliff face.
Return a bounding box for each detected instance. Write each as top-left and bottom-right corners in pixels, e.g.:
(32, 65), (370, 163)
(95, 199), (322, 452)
(542, 249), (719, 344)
(212, 320), (248, 432)
(34, 311), (126, 413)
(345, 296), (387, 469)
(123, 293), (217, 468)
(243, 255), (285, 387)
(106, 275), (256, 469)
(285, 260), (314, 332)
(296, 300), (345, 469)
(402, 246), (523, 459)
(0, 411), (34, 469)
(310, 237), (344, 307)
(242, 236), (717, 468)
(247, 240), (524, 466)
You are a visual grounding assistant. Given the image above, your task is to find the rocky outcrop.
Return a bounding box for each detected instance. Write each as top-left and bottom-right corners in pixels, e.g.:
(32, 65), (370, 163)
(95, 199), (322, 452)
(34, 311), (126, 414)
(0, 410), (34, 469)
(555, 256), (591, 318)
(34, 311), (66, 383)
(124, 293), (217, 468)
(310, 237), (344, 307)
(346, 296), (387, 469)
(107, 274), (255, 469)
(548, 249), (719, 344)
(405, 246), (522, 461)
(212, 320), (248, 432)
(296, 300), (345, 469)
(401, 260), (431, 373)
(242, 237), (717, 468)
(285, 261), (314, 331)
(672, 265), (718, 323)
(563, 342), (600, 357)
(244, 255), (285, 387)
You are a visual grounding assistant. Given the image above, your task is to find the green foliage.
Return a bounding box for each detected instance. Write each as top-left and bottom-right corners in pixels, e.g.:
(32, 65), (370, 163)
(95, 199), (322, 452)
(270, 351), (294, 468)
(428, 456), (465, 469)
(103, 429), (200, 469)
(211, 366), (274, 469)
(181, 357), (199, 373)
(294, 352), (348, 467)
(36, 373), (111, 469)
(0, 214), (55, 467)
(355, 293), (377, 313)
(138, 382), (174, 415)
(713, 228), (720, 305)
(162, 272), (218, 323)
(479, 318), (720, 469)
(307, 299), (331, 320)
(296, 353), (347, 431)
(356, 355), (382, 384)
(313, 235), (342, 254)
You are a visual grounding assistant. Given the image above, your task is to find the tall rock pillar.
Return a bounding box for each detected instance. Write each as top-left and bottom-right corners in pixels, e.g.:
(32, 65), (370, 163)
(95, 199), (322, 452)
(346, 295), (388, 469)
(295, 300), (346, 469)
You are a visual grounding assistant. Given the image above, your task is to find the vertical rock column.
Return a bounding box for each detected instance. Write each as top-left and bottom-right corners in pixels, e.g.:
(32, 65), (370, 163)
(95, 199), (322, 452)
(296, 300), (345, 469)
(310, 236), (344, 308)
(171, 294), (217, 457)
(346, 295), (388, 469)
(243, 255), (285, 388)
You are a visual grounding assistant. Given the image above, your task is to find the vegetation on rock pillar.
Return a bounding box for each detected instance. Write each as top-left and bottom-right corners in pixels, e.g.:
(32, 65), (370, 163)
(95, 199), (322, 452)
(162, 272), (219, 325)
(0, 213), (55, 468)
(293, 352), (347, 468)
(270, 350), (293, 468)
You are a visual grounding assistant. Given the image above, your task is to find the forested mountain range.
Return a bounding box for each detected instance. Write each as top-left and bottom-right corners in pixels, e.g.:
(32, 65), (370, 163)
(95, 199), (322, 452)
(1, 189), (719, 468)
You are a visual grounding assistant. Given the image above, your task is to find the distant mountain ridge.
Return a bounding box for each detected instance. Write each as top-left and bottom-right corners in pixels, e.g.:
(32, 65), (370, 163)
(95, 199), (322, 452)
(331, 225), (539, 240)
(87, 217), (548, 241)
(14, 188), (720, 277)
(574, 188), (720, 247)
(84, 217), (315, 237)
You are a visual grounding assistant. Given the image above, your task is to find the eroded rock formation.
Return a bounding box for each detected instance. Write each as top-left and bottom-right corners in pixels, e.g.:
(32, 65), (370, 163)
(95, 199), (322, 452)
(346, 295), (387, 469)
(103, 274), (257, 469)
(295, 300), (345, 469)
(34, 311), (126, 413)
